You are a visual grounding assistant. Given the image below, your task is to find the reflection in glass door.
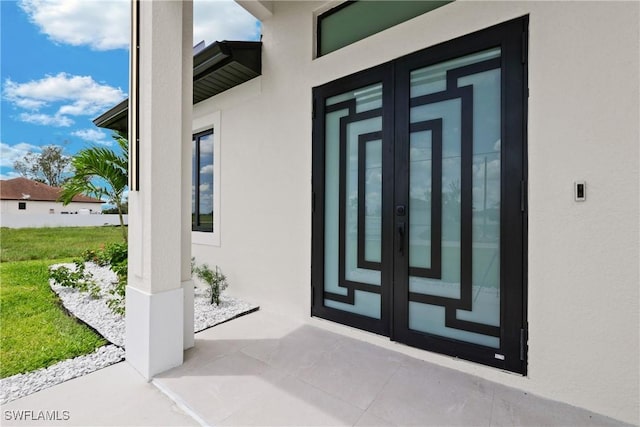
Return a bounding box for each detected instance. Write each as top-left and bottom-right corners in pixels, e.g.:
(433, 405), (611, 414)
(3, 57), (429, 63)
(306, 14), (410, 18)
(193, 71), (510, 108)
(312, 64), (394, 335)
(401, 48), (503, 349)
(312, 17), (527, 373)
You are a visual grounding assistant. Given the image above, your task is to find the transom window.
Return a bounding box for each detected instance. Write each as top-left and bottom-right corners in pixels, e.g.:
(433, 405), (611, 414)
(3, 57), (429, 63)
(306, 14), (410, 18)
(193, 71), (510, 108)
(317, 0), (452, 57)
(192, 130), (214, 232)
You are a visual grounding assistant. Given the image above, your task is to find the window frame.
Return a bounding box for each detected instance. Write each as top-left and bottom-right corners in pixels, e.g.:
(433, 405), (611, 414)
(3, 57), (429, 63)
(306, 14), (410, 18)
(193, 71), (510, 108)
(192, 129), (215, 233)
(192, 110), (221, 247)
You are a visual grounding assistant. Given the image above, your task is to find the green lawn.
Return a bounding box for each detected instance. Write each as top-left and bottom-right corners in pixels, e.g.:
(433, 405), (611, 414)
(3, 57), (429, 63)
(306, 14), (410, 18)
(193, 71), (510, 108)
(0, 226), (122, 378)
(1, 226), (123, 262)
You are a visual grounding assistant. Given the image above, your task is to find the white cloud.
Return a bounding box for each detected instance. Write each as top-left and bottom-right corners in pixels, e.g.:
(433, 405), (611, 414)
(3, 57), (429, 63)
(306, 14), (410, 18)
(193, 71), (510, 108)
(72, 128), (111, 146)
(0, 171), (22, 180)
(199, 193), (213, 213)
(473, 158), (500, 181)
(200, 164), (214, 175)
(18, 0), (259, 52)
(194, 0), (260, 45)
(200, 141), (214, 153)
(13, 98), (47, 110)
(19, 0), (130, 51)
(19, 112), (73, 127)
(4, 73), (126, 127)
(0, 142), (42, 168)
(4, 73), (125, 114)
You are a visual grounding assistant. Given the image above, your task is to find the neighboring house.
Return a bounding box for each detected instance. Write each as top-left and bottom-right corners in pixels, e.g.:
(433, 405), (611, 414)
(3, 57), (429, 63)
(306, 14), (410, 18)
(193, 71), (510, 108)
(94, 1), (639, 424)
(0, 177), (103, 214)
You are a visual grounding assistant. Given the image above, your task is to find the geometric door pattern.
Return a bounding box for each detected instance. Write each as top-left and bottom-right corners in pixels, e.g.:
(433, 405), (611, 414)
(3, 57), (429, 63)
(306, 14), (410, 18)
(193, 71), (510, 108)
(313, 17), (527, 374)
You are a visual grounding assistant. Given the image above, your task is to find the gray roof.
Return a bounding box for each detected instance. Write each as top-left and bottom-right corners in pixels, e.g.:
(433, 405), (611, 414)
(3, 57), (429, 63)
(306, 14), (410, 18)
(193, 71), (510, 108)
(93, 40), (262, 132)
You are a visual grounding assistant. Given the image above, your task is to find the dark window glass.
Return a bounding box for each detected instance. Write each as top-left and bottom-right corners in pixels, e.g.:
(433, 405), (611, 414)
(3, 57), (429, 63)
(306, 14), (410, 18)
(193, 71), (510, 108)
(18, 202), (26, 210)
(192, 130), (214, 232)
(317, 1), (452, 57)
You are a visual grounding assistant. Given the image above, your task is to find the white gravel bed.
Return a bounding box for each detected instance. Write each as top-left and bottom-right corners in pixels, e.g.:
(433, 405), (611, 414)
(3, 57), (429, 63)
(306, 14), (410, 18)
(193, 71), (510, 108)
(51, 262), (125, 346)
(193, 288), (258, 333)
(0, 262), (258, 405)
(0, 345), (125, 404)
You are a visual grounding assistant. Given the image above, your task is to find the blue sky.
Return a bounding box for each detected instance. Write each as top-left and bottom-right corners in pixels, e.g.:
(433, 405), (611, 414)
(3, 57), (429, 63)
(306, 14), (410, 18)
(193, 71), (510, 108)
(1, 0), (260, 181)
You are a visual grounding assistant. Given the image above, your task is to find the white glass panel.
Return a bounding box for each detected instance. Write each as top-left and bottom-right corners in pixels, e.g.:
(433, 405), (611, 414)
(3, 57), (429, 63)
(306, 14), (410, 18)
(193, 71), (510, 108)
(410, 98), (461, 297)
(345, 118), (382, 285)
(324, 109), (349, 297)
(409, 302), (500, 348)
(409, 129), (432, 269)
(364, 139), (382, 263)
(458, 68), (501, 327)
(326, 83), (383, 113)
(326, 290), (381, 319)
(324, 83), (383, 319)
(410, 48), (500, 98)
(407, 49), (501, 347)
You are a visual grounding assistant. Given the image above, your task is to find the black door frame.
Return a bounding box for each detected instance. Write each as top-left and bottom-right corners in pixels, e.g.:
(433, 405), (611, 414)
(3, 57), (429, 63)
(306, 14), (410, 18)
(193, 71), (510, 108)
(312, 16), (528, 374)
(311, 62), (395, 336)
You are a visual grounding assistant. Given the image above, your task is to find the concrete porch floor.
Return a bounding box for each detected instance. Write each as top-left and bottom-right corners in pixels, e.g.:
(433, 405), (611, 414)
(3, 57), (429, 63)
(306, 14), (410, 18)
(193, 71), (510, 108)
(2, 310), (630, 426)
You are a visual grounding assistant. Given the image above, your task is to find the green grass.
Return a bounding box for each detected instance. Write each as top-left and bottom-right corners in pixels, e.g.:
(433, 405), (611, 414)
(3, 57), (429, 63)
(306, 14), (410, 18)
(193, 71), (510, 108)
(0, 226), (123, 262)
(0, 260), (108, 377)
(0, 227), (122, 378)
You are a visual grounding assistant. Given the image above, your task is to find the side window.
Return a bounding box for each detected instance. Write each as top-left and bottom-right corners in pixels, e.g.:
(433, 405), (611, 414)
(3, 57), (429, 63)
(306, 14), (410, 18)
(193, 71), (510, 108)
(192, 130), (214, 232)
(18, 202), (26, 210)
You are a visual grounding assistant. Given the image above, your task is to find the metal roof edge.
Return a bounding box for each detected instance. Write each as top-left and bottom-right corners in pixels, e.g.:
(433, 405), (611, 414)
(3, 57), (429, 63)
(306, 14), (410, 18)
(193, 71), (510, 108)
(93, 99), (128, 129)
(94, 40), (262, 132)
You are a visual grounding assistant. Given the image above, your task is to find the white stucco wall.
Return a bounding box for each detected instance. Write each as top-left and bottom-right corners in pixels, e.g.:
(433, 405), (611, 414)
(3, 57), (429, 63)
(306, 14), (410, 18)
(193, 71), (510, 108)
(0, 200), (103, 215)
(0, 213), (128, 228)
(192, 1), (639, 423)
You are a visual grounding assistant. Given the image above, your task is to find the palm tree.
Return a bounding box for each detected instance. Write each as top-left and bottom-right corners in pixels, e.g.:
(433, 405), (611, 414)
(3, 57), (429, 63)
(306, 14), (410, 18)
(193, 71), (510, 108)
(59, 132), (129, 240)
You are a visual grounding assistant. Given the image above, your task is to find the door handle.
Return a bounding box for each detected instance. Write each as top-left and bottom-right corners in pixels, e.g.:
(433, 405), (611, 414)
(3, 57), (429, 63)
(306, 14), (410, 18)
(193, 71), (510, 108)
(397, 222), (405, 256)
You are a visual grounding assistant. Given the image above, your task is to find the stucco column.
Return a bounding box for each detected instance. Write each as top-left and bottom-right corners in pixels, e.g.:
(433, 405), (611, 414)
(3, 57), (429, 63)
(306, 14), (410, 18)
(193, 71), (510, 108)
(126, 0), (193, 379)
(181, 1), (195, 351)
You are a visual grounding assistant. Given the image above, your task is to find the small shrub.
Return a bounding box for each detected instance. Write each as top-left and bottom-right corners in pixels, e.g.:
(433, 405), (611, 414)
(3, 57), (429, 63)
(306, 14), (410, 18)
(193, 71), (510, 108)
(106, 257), (127, 316)
(81, 248), (103, 265)
(193, 262), (228, 305)
(79, 242), (128, 315)
(82, 242), (127, 267)
(101, 243), (128, 316)
(49, 260), (101, 299)
(104, 242), (127, 266)
(106, 284), (125, 315)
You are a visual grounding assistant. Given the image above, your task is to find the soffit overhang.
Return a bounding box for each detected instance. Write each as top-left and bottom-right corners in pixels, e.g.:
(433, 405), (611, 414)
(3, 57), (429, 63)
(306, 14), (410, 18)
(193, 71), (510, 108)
(93, 40), (262, 132)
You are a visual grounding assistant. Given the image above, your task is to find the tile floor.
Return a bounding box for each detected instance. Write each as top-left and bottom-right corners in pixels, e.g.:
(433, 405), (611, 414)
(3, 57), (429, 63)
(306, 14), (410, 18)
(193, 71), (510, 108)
(2, 309), (632, 426)
(1, 362), (197, 426)
(154, 310), (630, 427)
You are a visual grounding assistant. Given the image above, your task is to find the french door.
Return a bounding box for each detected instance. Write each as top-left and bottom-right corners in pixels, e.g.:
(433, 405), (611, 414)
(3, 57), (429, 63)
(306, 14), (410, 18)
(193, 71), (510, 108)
(312, 17), (527, 373)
